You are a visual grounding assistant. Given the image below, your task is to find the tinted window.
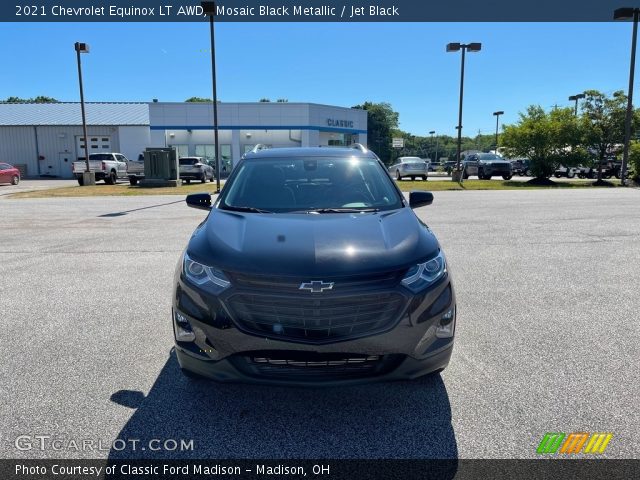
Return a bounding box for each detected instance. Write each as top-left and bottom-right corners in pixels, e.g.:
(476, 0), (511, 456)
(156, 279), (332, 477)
(179, 158), (200, 166)
(478, 153), (501, 160)
(220, 156), (403, 213)
(88, 154), (114, 161)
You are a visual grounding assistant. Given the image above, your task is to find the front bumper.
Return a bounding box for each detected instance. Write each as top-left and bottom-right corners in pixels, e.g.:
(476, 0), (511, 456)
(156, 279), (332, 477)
(172, 269), (456, 385)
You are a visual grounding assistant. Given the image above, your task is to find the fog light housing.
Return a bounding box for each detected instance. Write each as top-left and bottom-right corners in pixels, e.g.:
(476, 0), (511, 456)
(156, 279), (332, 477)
(436, 306), (456, 338)
(174, 310), (196, 342)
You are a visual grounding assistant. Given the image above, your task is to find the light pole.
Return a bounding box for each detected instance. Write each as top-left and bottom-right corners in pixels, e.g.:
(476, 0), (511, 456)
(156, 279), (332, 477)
(614, 7), (639, 186)
(74, 42), (94, 185)
(447, 42), (482, 182)
(568, 93), (585, 116)
(429, 130), (435, 161)
(202, 1), (221, 193)
(492, 111), (504, 151)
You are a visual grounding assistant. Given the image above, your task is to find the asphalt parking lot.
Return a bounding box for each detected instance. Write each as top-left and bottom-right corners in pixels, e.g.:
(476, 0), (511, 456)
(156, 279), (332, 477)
(0, 189), (638, 460)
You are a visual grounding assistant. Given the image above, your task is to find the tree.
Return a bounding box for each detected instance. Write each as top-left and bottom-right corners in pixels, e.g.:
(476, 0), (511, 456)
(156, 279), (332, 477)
(351, 102), (399, 164)
(185, 96), (212, 102)
(580, 90), (637, 183)
(276, 98), (288, 103)
(259, 98), (271, 102)
(5, 96), (58, 103)
(502, 105), (584, 179)
(628, 141), (640, 181)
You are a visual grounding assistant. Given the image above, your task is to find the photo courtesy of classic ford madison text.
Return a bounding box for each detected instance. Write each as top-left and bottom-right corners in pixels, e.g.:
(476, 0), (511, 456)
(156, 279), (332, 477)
(0, 1), (639, 479)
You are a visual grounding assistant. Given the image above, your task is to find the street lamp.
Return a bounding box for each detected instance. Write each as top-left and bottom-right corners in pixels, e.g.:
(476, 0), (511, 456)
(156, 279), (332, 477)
(492, 111), (504, 151)
(74, 42), (94, 185)
(429, 130), (435, 161)
(614, 7), (639, 186)
(568, 93), (585, 116)
(202, 1), (221, 193)
(447, 42), (482, 182)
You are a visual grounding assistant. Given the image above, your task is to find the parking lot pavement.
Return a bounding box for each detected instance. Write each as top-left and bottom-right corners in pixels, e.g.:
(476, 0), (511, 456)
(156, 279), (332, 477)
(0, 189), (638, 459)
(0, 178), (78, 196)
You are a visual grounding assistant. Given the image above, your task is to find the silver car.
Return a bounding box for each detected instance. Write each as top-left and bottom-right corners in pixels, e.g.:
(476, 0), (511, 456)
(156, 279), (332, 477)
(179, 156), (214, 184)
(388, 156), (429, 181)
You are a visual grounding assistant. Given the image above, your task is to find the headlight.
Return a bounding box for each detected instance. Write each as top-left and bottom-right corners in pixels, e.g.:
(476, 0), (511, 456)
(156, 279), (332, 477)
(401, 250), (447, 293)
(183, 252), (230, 291)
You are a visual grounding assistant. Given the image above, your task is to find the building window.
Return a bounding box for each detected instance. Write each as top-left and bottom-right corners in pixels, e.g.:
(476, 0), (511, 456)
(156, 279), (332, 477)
(168, 144), (189, 159)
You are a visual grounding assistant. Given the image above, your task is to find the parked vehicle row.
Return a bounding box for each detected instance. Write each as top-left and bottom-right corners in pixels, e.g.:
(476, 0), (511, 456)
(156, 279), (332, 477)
(71, 152), (217, 186)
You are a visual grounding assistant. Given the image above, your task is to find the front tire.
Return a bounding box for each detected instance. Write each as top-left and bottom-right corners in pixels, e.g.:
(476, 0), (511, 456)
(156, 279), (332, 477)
(396, 170), (402, 181)
(129, 177), (138, 186)
(410, 176), (416, 181)
(567, 170), (576, 179)
(105, 171), (117, 185)
(12, 175), (20, 185)
(77, 176), (84, 186)
(201, 174), (206, 184)
(422, 175), (427, 181)
(525, 169), (532, 176)
(502, 175), (512, 180)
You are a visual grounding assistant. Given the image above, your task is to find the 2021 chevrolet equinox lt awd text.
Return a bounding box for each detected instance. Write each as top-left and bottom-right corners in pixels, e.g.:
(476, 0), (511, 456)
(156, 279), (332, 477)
(172, 145), (456, 385)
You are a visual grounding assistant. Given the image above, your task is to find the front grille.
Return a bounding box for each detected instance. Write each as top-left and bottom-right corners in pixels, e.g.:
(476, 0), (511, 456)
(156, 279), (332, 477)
(225, 292), (406, 343)
(227, 270), (404, 294)
(230, 351), (404, 380)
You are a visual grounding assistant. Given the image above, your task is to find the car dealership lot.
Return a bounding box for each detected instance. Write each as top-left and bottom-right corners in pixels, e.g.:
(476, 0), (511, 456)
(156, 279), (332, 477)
(0, 189), (638, 459)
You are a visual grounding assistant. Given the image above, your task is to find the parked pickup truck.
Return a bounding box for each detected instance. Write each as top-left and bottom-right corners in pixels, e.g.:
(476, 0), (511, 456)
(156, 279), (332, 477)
(127, 154), (145, 185)
(72, 153), (129, 185)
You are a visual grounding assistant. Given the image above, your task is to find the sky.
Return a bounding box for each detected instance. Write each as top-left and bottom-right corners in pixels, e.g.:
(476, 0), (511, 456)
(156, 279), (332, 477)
(0, 21), (635, 138)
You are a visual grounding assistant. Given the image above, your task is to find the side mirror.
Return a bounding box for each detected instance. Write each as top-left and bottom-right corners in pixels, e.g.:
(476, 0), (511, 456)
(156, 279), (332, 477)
(186, 193), (212, 210)
(409, 191), (434, 209)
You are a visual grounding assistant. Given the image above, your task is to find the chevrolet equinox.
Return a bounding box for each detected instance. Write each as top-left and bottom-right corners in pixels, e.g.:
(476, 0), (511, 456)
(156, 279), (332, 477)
(172, 145), (456, 385)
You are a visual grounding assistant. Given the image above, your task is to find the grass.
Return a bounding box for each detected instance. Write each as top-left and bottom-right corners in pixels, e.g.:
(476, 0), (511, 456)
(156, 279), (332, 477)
(8, 178), (621, 199)
(9, 182), (222, 199)
(394, 179), (621, 191)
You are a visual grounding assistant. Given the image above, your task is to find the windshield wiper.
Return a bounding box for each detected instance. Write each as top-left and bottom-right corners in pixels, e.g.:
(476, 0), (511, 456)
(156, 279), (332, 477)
(302, 207), (380, 214)
(222, 205), (273, 213)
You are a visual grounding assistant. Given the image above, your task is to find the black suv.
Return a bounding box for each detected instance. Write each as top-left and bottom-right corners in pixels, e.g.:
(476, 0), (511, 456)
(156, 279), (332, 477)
(172, 145), (456, 385)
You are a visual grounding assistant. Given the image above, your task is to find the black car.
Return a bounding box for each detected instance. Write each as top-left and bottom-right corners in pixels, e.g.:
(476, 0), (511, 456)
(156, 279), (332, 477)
(172, 145), (456, 385)
(462, 153), (512, 180)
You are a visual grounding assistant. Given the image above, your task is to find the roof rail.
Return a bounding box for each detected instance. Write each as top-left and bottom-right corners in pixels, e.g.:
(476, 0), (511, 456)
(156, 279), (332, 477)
(350, 143), (368, 153)
(250, 144), (270, 153)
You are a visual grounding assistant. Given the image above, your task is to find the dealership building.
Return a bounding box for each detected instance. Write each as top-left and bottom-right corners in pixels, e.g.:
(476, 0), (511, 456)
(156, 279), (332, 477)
(0, 101), (368, 179)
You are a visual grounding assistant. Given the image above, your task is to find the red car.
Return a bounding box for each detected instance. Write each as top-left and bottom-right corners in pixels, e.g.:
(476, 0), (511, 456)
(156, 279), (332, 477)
(0, 163), (20, 185)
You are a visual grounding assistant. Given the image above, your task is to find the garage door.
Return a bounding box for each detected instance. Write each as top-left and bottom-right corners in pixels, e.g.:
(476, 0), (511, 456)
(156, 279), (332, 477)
(76, 135), (111, 160)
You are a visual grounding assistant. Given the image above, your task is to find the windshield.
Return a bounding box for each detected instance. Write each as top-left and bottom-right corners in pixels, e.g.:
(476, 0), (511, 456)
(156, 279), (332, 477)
(219, 156), (403, 213)
(478, 153), (501, 160)
(179, 158), (200, 165)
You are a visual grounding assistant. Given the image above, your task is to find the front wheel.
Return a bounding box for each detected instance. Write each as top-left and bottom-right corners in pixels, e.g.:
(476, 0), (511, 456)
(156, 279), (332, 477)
(129, 177), (138, 186)
(567, 170), (576, 179)
(396, 170), (402, 181)
(525, 169), (532, 176)
(410, 176), (416, 181)
(12, 175), (20, 185)
(200, 174), (206, 184)
(77, 176), (84, 186)
(502, 175), (512, 180)
(554, 173), (562, 178)
(422, 175), (427, 181)
(105, 171), (117, 185)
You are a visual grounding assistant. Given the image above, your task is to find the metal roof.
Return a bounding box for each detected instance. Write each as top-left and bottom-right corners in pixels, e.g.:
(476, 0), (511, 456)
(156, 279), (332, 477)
(0, 102), (149, 126)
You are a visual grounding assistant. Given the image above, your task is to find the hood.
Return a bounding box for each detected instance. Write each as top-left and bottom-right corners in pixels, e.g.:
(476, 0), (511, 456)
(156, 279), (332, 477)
(188, 207), (439, 276)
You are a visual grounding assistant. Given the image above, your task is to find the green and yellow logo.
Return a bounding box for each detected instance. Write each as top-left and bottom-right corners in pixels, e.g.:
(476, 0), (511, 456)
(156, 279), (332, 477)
(537, 432), (613, 454)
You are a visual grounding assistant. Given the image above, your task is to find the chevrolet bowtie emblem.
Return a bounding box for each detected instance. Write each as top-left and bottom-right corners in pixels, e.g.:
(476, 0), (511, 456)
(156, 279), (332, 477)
(299, 280), (334, 293)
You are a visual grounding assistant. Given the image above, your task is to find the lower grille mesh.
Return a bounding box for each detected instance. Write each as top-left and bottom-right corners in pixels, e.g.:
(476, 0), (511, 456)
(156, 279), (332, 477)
(226, 292), (405, 343)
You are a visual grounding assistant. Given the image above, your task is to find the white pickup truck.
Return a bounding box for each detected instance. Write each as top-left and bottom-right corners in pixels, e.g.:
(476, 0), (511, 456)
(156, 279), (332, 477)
(71, 153), (130, 185)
